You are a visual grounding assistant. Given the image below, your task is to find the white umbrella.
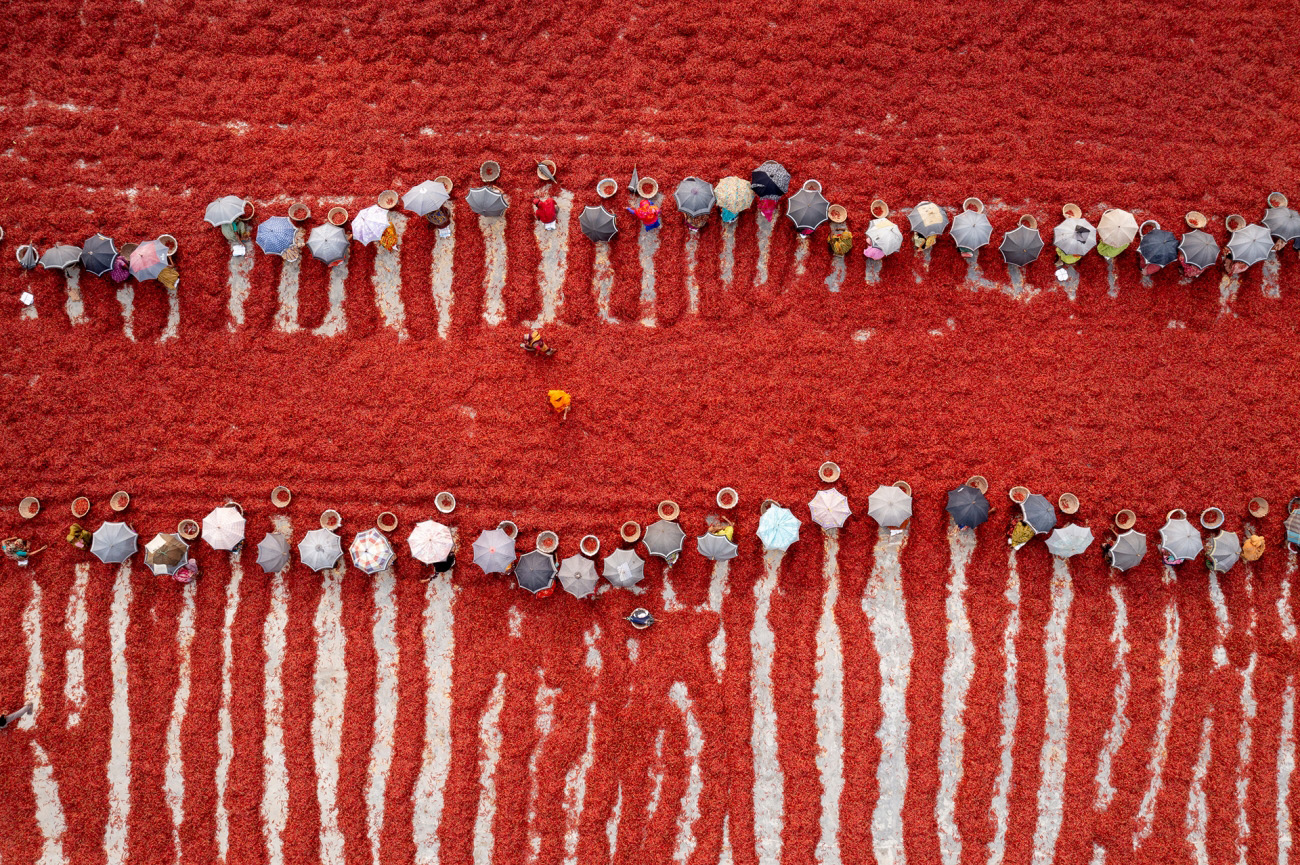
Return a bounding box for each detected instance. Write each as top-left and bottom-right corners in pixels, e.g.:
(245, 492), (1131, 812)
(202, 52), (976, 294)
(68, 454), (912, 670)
(408, 520), (455, 565)
(92, 521), (138, 564)
(204, 195), (248, 227)
(809, 489), (852, 529)
(1205, 531), (1241, 574)
(256, 532), (291, 574)
(144, 533), (189, 576)
(299, 528), (343, 573)
(757, 506), (800, 552)
(867, 485), (912, 528)
(352, 205), (391, 245)
(1158, 516), (1201, 563)
(202, 505), (246, 551)
(696, 532), (739, 561)
(402, 180), (450, 216)
(866, 218), (903, 256)
(1097, 209), (1139, 250)
(1046, 523), (1094, 558)
(1107, 530), (1147, 572)
(473, 528), (516, 574)
(603, 547), (645, 588)
(558, 554), (600, 598)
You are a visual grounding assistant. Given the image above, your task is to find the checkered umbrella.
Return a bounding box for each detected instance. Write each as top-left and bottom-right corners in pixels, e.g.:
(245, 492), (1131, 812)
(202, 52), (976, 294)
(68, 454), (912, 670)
(350, 528), (395, 574)
(408, 520), (454, 565)
(352, 205), (391, 244)
(558, 554), (600, 598)
(129, 240), (169, 281)
(299, 528), (343, 573)
(202, 505), (246, 551)
(144, 533), (189, 576)
(603, 547), (645, 588)
(809, 489), (852, 529)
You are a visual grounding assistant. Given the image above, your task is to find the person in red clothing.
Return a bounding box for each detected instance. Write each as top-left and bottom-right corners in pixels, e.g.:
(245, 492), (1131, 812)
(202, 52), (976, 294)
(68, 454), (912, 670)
(533, 197), (557, 230)
(628, 198), (661, 231)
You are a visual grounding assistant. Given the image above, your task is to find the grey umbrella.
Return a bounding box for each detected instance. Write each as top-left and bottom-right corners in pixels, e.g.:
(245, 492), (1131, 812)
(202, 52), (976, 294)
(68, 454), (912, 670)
(402, 180), (450, 217)
(1108, 530), (1147, 571)
(80, 234), (117, 276)
(1205, 531), (1241, 573)
(674, 177), (716, 217)
(1265, 205), (1300, 242)
(908, 202), (949, 238)
(299, 528), (343, 572)
(643, 519), (686, 561)
(467, 187), (509, 217)
(1159, 516), (1201, 562)
(1054, 217), (1097, 256)
(951, 209), (993, 251)
(751, 160), (791, 199)
(696, 532), (739, 562)
(1021, 494), (1057, 534)
(308, 223), (349, 266)
(91, 521), (138, 564)
(204, 195), (249, 227)
(515, 551), (557, 594)
(1227, 223), (1273, 268)
(17, 244), (39, 270)
(787, 187), (830, 232)
(1000, 224), (1044, 266)
(257, 532), (291, 574)
(603, 547), (645, 589)
(579, 205), (618, 242)
(1179, 229), (1219, 270)
(558, 554), (600, 599)
(1138, 227), (1179, 268)
(40, 244), (82, 271)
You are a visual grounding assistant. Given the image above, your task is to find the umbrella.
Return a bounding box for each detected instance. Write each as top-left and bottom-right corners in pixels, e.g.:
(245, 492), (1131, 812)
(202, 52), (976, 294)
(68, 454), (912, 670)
(307, 223), (349, 266)
(1205, 530), (1241, 574)
(1108, 530), (1147, 571)
(256, 216), (298, 256)
(1158, 516), (1201, 562)
(1097, 209), (1139, 249)
(674, 177), (716, 217)
(515, 551), (556, 594)
(472, 528), (516, 574)
(951, 209), (993, 251)
(715, 176), (755, 216)
(1287, 510), (1300, 546)
(867, 485), (912, 528)
(697, 532), (739, 561)
(787, 187), (830, 232)
(867, 218), (903, 256)
(751, 160), (791, 199)
(40, 244), (82, 271)
(350, 528), (395, 575)
(299, 528), (343, 573)
(204, 195), (249, 227)
(129, 240), (169, 281)
(408, 520), (454, 565)
(1138, 227), (1178, 268)
(91, 521), (138, 564)
(1000, 224), (1044, 266)
(644, 519), (686, 561)
(809, 489), (852, 529)
(757, 506), (800, 552)
(558, 554), (600, 598)
(1046, 523), (1094, 558)
(579, 205), (619, 242)
(1021, 494), (1057, 534)
(1227, 223), (1273, 268)
(908, 202), (949, 238)
(144, 533), (188, 576)
(352, 205), (392, 244)
(403, 180), (450, 217)
(202, 505), (246, 551)
(946, 486), (989, 529)
(1264, 205), (1300, 242)
(466, 187), (509, 218)
(603, 547), (646, 589)
(256, 532), (292, 574)
(1179, 230), (1219, 271)
(80, 234), (117, 276)
(1054, 217), (1097, 257)
(17, 245), (38, 269)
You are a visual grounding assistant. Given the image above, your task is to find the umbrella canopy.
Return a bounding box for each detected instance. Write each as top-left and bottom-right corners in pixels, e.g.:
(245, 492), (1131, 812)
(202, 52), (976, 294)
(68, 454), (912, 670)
(951, 209), (993, 251)
(472, 528), (516, 574)
(908, 202), (949, 238)
(350, 528), (395, 575)
(308, 223), (349, 265)
(1138, 227), (1178, 267)
(408, 520), (454, 565)
(787, 187), (830, 232)
(92, 521), (138, 564)
(202, 505), (246, 551)
(403, 180), (450, 217)
(1159, 517), (1201, 562)
(809, 489), (852, 529)
(40, 244), (82, 271)
(256, 216), (298, 256)
(579, 205), (618, 242)
(1287, 510), (1300, 546)
(515, 551), (557, 594)
(558, 554), (600, 598)
(946, 486), (989, 529)
(603, 547), (646, 589)
(204, 195), (249, 227)
(757, 506), (800, 552)
(1097, 209), (1139, 249)
(129, 240), (169, 281)
(299, 528), (343, 573)
(1000, 224), (1044, 266)
(715, 176), (756, 215)
(1227, 223), (1273, 268)
(1109, 529), (1148, 571)
(1046, 523), (1094, 558)
(751, 160), (791, 199)
(352, 205), (392, 244)
(1054, 217), (1097, 256)
(467, 187), (509, 217)
(697, 532), (739, 561)
(867, 485), (912, 528)
(80, 234), (118, 276)
(1264, 205), (1300, 242)
(866, 218), (904, 256)
(1205, 530), (1241, 573)
(1021, 494), (1057, 534)
(144, 533), (188, 576)
(674, 177), (716, 217)
(1179, 229), (1219, 270)
(256, 532), (292, 574)
(644, 519), (687, 561)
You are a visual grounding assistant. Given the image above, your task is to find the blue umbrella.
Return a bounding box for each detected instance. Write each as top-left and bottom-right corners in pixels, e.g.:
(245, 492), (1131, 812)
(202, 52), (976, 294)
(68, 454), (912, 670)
(757, 506), (800, 552)
(256, 216), (297, 256)
(946, 486), (989, 529)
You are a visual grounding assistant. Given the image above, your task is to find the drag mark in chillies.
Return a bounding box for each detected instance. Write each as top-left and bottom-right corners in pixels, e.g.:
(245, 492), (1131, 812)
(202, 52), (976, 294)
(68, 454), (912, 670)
(1219, 272), (1239, 318)
(31, 741), (67, 865)
(532, 188), (573, 327)
(1233, 573), (1258, 864)
(684, 231), (701, 314)
(751, 549), (786, 865)
(754, 216), (774, 287)
(20, 576), (43, 730)
(662, 565), (684, 612)
(20, 273), (36, 320)
(262, 515), (292, 865)
(987, 547), (1022, 865)
(863, 528), (910, 865)
(117, 284), (135, 342)
(1005, 263), (1030, 297)
(1093, 583), (1131, 812)
(312, 564), (348, 865)
(915, 248), (931, 285)
(64, 269), (87, 325)
(372, 213), (409, 339)
(636, 197), (662, 327)
(472, 672), (508, 865)
(524, 675), (561, 864)
(104, 562), (133, 865)
(701, 561), (730, 680)
(1279, 677), (1296, 865)
(591, 242), (618, 324)
(1279, 548), (1296, 642)
(215, 553), (244, 862)
(227, 242), (254, 331)
(1030, 557), (1074, 865)
(160, 281), (180, 343)
(64, 563), (89, 727)
(480, 215), (508, 327)
(813, 533), (844, 865)
(430, 205), (456, 339)
(864, 257), (882, 285)
(1185, 717), (1213, 865)
(164, 581), (197, 865)
(272, 254), (302, 334)
(717, 814), (733, 865)
(964, 256), (999, 293)
(313, 251), (348, 337)
(719, 222), (736, 288)
(1105, 259), (1119, 298)
(645, 727), (668, 831)
(1054, 267), (1079, 303)
(937, 524), (976, 865)
(1208, 568), (1231, 668)
(794, 236), (809, 277)
(413, 570), (459, 865)
(1262, 253), (1281, 299)
(1132, 574), (1181, 852)
(1089, 844), (1106, 865)
(584, 624), (602, 673)
(824, 255), (846, 293)
(605, 783), (623, 864)
(670, 683), (704, 864)
(367, 568), (401, 865)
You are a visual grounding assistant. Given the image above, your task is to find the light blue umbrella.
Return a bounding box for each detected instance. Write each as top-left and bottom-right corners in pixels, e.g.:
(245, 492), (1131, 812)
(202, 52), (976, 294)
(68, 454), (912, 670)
(1046, 523), (1094, 558)
(256, 216), (297, 256)
(757, 506), (800, 552)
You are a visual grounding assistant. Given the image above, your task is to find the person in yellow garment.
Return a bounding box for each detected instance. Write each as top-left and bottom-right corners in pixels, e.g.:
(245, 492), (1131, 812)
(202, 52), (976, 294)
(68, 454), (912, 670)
(548, 389), (571, 420)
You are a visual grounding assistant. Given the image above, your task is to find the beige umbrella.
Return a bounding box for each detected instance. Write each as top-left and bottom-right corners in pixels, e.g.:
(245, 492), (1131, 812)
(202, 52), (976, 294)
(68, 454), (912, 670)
(1097, 209), (1139, 252)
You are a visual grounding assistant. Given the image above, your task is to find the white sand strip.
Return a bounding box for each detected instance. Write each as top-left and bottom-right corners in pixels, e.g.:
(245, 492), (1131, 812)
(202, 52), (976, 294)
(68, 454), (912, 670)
(480, 216), (508, 326)
(1093, 583), (1131, 812)
(824, 255), (846, 292)
(1234, 574), (1257, 865)
(367, 568), (401, 865)
(64, 563), (89, 727)
(160, 281), (181, 343)
(473, 672), (508, 865)
(605, 783), (622, 865)
(865, 258), (882, 284)
(794, 236), (809, 277)
(227, 242), (254, 330)
(116, 285), (135, 341)
(431, 205), (457, 339)
(751, 550), (786, 865)
(637, 207), (662, 327)
(215, 553), (244, 862)
(262, 515), (292, 865)
(272, 254), (302, 334)
(1263, 253), (1281, 299)
(646, 727), (667, 825)
(717, 813), (733, 865)
(1219, 272), (1239, 317)
(684, 231), (701, 314)
(32, 740), (67, 865)
(1030, 558), (1074, 865)
(525, 675), (561, 864)
(20, 577), (43, 730)
(1209, 568), (1231, 668)
(754, 216), (774, 286)
(373, 212), (408, 339)
(937, 523), (976, 865)
(1088, 844), (1105, 865)
(65, 269), (86, 325)
(671, 682), (704, 864)
(701, 560), (730, 679)
(414, 569), (460, 865)
(719, 222), (736, 287)
(1132, 584), (1181, 851)
(987, 547), (1022, 865)
(104, 562), (133, 865)
(584, 623), (602, 673)
(1279, 676), (1296, 865)
(661, 565), (684, 612)
(592, 242), (617, 323)
(165, 581), (197, 865)
(313, 252), (349, 337)
(1280, 548), (1297, 642)
(814, 532), (844, 865)
(313, 563), (348, 865)
(532, 188), (573, 326)
(1185, 717), (1213, 865)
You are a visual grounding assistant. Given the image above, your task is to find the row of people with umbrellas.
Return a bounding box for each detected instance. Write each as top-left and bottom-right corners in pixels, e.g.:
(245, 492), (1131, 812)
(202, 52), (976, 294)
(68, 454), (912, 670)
(13, 232), (180, 288)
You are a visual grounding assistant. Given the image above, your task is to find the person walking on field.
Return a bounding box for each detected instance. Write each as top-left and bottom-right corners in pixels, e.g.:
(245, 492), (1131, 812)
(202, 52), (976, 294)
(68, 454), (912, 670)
(0, 703), (32, 730)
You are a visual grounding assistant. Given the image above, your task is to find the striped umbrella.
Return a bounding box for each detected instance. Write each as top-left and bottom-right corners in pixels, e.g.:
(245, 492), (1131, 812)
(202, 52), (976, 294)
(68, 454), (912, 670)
(350, 528), (395, 574)
(256, 216), (297, 256)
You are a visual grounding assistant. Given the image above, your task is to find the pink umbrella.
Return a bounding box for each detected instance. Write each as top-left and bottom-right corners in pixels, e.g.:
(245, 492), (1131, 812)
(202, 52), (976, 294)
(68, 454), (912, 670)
(129, 240), (169, 282)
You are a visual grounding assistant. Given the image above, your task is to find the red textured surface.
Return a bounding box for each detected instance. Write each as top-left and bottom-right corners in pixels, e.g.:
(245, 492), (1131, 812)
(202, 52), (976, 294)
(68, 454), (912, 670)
(2, 0), (1300, 863)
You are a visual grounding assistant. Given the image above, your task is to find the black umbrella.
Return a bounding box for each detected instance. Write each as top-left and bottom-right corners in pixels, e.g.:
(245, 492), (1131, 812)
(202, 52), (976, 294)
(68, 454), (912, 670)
(751, 160), (791, 199)
(946, 485), (989, 529)
(579, 205), (618, 242)
(786, 187), (830, 232)
(515, 551), (556, 594)
(80, 234), (118, 276)
(999, 224), (1044, 266)
(1138, 227), (1178, 268)
(1264, 205), (1300, 243)
(1021, 494), (1057, 534)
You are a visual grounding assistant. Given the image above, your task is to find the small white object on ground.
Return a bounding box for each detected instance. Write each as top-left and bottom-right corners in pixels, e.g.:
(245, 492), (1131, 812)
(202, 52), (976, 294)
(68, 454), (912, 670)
(1055, 268), (1068, 282)
(21, 291), (34, 306)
